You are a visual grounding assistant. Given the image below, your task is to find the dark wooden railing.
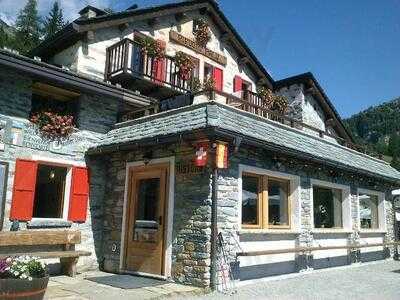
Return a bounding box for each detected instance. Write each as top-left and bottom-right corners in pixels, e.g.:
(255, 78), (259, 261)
(208, 89), (368, 154)
(105, 38), (194, 92)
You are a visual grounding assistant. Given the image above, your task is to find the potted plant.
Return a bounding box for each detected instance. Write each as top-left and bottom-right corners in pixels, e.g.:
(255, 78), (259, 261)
(190, 77), (202, 93)
(193, 18), (211, 47)
(141, 37), (165, 59)
(256, 87), (288, 113)
(0, 256), (49, 300)
(29, 110), (75, 139)
(174, 51), (196, 80)
(203, 77), (216, 91)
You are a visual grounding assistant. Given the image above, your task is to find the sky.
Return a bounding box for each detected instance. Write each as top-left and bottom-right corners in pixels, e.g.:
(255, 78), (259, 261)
(0, 0), (399, 117)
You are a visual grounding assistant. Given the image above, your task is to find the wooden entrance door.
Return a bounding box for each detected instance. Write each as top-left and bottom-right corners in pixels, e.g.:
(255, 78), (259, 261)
(124, 164), (168, 275)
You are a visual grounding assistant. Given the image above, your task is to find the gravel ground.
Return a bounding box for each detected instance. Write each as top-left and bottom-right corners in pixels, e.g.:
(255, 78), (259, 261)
(175, 260), (400, 300)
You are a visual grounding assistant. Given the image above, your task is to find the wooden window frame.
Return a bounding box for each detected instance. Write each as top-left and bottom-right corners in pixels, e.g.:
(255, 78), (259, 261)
(241, 172), (291, 230)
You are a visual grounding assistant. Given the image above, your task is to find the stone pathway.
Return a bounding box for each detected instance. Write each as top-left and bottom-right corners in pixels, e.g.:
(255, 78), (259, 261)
(44, 271), (204, 300)
(179, 260), (400, 300)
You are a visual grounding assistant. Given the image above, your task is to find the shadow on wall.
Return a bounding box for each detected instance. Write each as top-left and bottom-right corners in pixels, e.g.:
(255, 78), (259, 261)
(86, 155), (109, 269)
(239, 261), (297, 281)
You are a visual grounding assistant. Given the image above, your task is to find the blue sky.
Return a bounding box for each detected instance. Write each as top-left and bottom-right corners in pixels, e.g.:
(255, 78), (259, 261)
(1, 0), (399, 117)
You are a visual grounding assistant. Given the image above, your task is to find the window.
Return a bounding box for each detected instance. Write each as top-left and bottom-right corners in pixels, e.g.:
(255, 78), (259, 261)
(203, 63), (223, 91)
(241, 173), (290, 228)
(33, 164), (68, 218)
(313, 186), (343, 228)
(359, 193), (379, 229)
(10, 159), (89, 222)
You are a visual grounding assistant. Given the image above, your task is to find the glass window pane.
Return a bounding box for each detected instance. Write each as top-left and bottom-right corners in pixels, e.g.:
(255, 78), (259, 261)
(242, 175), (259, 225)
(134, 177), (160, 243)
(33, 164), (67, 218)
(268, 179), (289, 226)
(313, 186), (343, 228)
(359, 194), (379, 229)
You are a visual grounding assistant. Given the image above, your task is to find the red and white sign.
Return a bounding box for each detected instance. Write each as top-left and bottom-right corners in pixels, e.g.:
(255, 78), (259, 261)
(194, 143), (208, 167)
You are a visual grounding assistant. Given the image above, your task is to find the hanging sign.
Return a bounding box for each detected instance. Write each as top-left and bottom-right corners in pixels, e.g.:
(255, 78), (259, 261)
(216, 142), (228, 169)
(194, 143), (208, 167)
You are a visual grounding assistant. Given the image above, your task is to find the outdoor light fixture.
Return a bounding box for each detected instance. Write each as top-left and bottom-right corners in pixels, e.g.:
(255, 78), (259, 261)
(49, 170), (55, 180)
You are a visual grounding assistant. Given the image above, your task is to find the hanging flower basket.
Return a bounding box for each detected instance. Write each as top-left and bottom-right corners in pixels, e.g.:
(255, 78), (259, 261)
(141, 37), (165, 59)
(193, 18), (211, 47)
(0, 256), (49, 300)
(29, 110), (75, 139)
(174, 51), (196, 80)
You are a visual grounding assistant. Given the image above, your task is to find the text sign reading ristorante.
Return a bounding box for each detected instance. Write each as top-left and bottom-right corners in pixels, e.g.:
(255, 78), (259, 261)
(169, 31), (227, 66)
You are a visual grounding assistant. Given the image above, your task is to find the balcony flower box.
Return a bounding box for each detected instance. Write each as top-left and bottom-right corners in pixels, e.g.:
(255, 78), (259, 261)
(0, 256), (49, 300)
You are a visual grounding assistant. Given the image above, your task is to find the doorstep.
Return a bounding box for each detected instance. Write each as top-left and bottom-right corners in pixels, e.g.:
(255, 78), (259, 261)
(45, 271), (205, 300)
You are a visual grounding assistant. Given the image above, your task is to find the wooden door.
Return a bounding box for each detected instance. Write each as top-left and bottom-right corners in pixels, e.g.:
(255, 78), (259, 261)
(124, 164), (168, 275)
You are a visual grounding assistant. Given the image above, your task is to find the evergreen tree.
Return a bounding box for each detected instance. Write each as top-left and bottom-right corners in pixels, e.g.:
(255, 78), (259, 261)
(14, 0), (41, 54)
(43, 1), (66, 39)
(391, 153), (400, 171)
(0, 26), (9, 49)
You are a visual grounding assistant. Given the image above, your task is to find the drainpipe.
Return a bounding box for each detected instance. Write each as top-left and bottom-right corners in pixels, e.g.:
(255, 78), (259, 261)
(210, 143), (218, 290)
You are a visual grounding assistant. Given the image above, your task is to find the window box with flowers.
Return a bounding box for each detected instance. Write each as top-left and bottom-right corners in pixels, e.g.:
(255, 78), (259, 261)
(29, 94), (77, 140)
(0, 256), (49, 300)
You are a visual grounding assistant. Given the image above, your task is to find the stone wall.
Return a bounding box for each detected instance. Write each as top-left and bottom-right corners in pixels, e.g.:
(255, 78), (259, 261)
(213, 144), (395, 282)
(0, 67), (119, 272)
(98, 144), (213, 287)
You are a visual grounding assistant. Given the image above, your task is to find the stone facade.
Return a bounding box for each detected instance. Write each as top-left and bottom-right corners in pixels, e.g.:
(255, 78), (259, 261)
(97, 144), (213, 287)
(0, 67), (119, 272)
(213, 144), (395, 282)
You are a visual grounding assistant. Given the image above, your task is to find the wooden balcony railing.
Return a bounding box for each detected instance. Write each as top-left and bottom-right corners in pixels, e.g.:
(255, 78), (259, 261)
(206, 89), (368, 154)
(105, 38), (194, 93)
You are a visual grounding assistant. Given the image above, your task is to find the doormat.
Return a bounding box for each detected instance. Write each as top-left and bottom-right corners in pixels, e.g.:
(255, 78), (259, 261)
(86, 274), (166, 289)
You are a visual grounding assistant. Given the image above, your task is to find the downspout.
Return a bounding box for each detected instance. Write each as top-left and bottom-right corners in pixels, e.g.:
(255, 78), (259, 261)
(210, 142), (218, 290)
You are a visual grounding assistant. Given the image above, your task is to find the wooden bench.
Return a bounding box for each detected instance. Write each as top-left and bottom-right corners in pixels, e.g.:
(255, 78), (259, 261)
(0, 230), (91, 277)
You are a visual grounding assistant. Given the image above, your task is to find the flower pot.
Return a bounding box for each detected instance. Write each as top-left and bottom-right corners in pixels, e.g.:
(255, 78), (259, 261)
(0, 276), (49, 300)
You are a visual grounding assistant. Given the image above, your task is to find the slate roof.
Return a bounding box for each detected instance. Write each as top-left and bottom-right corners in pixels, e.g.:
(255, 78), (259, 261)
(90, 102), (400, 183)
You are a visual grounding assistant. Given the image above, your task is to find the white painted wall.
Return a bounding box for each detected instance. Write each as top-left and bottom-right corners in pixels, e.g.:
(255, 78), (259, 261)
(50, 10), (259, 96)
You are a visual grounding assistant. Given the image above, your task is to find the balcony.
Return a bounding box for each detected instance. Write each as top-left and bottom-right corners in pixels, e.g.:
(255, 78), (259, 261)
(105, 38), (195, 100)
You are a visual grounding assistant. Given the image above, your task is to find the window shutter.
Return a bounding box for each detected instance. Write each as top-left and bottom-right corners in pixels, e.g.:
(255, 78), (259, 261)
(68, 167), (89, 223)
(153, 40), (166, 84)
(213, 67), (223, 91)
(233, 75), (243, 92)
(10, 159), (38, 221)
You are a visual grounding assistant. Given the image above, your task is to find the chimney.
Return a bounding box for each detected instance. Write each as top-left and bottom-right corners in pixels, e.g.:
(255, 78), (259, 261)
(78, 5), (106, 19)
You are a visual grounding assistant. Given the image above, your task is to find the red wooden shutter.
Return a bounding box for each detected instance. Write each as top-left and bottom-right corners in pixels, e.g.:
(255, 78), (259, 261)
(68, 166), (89, 223)
(10, 159), (38, 221)
(153, 40), (166, 84)
(213, 67), (223, 92)
(233, 75), (243, 92)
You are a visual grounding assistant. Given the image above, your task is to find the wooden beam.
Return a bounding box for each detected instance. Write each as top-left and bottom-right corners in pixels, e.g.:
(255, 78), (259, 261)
(220, 32), (230, 43)
(118, 23), (129, 32)
(0, 230), (81, 246)
(32, 82), (81, 101)
(86, 30), (95, 41)
(147, 18), (157, 26)
(199, 7), (209, 15)
(175, 12), (186, 22)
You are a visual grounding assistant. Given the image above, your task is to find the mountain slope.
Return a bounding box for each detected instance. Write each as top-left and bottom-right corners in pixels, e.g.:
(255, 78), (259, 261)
(344, 97), (400, 169)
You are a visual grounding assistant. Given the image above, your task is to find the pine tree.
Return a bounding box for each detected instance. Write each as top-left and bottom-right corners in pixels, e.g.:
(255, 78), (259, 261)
(14, 0), (41, 54)
(0, 26), (8, 49)
(43, 1), (66, 39)
(391, 153), (400, 171)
